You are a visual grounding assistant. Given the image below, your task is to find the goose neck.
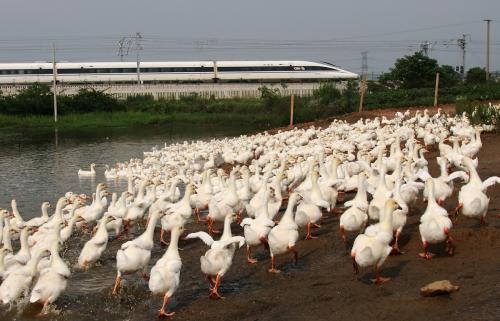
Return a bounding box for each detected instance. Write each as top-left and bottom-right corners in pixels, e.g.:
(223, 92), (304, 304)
(41, 205), (49, 219)
(281, 196), (298, 223)
(221, 215), (233, 239)
(145, 212), (160, 238)
(166, 228), (182, 255)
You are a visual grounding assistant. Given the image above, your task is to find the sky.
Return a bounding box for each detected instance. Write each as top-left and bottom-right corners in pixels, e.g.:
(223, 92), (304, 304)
(0, 0), (499, 75)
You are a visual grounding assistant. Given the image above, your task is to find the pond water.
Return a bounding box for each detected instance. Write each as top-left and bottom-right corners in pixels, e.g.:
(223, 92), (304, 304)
(0, 123), (264, 218)
(0, 123), (265, 321)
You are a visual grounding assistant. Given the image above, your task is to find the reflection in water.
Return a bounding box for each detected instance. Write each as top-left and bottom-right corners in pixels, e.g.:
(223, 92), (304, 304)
(0, 123), (265, 321)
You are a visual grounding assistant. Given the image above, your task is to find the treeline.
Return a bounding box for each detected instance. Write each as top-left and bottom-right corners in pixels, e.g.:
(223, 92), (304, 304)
(0, 82), (357, 126)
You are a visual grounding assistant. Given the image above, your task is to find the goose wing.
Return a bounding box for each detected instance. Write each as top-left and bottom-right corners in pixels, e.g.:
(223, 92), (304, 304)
(185, 232), (214, 246)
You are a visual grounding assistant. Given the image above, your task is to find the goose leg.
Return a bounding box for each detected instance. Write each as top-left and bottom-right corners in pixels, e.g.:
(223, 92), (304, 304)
(259, 237), (270, 252)
(418, 240), (434, 259)
(450, 203), (462, 224)
(372, 265), (390, 284)
(444, 228), (454, 255)
(207, 275), (215, 288)
(246, 245), (258, 264)
(158, 294), (175, 317)
(36, 300), (50, 317)
(268, 255), (281, 273)
(305, 222), (318, 240)
(390, 230), (403, 255)
(142, 267), (150, 282)
(206, 217), (220, 235)
(194, 208), (201, 223)
(351, 254), (359, 274)
(339, 226), (348, 250)
(112, 274), (121, 295)
(288, 245), (298, 265)
(209, 273), (225, 299)
(160, 229), (169, 246)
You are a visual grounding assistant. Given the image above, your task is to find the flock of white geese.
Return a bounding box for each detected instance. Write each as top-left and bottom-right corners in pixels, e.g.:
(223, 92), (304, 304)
(0, 108), (499, 318)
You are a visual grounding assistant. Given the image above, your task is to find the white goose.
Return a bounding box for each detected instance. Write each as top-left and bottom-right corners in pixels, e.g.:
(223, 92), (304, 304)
(368, 165), (391, 221)
(113, 210), (164, 295)
(267, 193), (300, 273)
(0, 248), (10, 280)
(149, 226), (184, 317)
(30, 240), (70, 314)
(78, 163), (96, 177)
(0, 249), (46, 304)
(453, 157), (500, 225)
(160, 184), (194, 244)
(78, 215), (115, 269)
(3, 227), (31, 275)
(339, 176), (369, 248)
(418, 179), (454, 259)
(350, 199), (398, 284)
(294, 198), (323, 240)
(186, 213), (245, 298)
(60, 205), (82, 244)
(240, 190), (275, 264)
(79, 183), (108, 229)
(26, 202), (51, 229)
(421, 157), (468, 205)
(9, 199), (25, 232)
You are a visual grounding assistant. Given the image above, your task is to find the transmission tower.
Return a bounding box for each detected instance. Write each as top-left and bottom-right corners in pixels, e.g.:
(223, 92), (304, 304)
(419, 41), (433, 57)
(116, 33), (143, 84)
(117, 36), (134, 61)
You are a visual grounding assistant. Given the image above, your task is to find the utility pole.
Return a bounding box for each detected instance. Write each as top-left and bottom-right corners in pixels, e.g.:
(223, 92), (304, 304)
(457, 34), (467, 79)
(361, 51), (368, 77)
(52, 43), (58, 123)
(358, 73), (368, 112)
(134, 32), (143, 85)
(484, 18), (491, 81)
(434, 72), (440, 107)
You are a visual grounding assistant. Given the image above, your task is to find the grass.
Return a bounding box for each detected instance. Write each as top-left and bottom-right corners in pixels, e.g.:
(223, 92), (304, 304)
(0, 111), (279, 129)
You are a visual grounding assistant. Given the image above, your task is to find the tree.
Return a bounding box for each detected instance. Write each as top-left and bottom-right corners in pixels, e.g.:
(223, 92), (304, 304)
(466, 67), (487, 84)
(438, 65), (461, 88)
(379, 52), (439, 89)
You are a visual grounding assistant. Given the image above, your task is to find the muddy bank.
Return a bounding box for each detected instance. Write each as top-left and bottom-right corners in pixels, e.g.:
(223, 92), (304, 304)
(2, 112), (498, 321)
(171, 131), (500, 321)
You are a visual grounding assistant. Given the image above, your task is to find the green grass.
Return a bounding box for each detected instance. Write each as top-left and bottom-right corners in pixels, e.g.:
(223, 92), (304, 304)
(0, 111), (279, 129)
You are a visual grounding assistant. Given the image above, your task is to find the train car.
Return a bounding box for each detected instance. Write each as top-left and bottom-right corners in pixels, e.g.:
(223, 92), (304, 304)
(0, 60), (358, 84)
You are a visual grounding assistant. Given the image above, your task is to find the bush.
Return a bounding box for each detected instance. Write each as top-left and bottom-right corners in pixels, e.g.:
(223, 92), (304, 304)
(466, 67), (487, 84)
(1, 83), (53, 115)
(61, 88), (124, 114)
(456, 98), (500, 128)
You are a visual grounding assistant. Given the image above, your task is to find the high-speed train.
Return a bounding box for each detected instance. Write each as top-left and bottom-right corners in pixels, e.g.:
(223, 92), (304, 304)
(0, 60), (358, 84)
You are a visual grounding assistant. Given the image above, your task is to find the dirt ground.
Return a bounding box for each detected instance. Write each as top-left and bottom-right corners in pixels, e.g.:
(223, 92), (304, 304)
(170, 108), (500, 321)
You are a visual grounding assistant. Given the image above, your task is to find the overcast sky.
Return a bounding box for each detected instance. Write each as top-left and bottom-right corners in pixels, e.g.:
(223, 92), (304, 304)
(0, 0), (498, 74)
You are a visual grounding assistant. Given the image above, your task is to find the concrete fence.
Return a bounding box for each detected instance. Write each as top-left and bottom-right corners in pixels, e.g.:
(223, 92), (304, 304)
(0, 82), (331, 100)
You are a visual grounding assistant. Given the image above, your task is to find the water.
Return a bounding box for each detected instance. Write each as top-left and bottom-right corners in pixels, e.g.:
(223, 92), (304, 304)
(0, 123), (264, 320)
(0, 124), (264, 218)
